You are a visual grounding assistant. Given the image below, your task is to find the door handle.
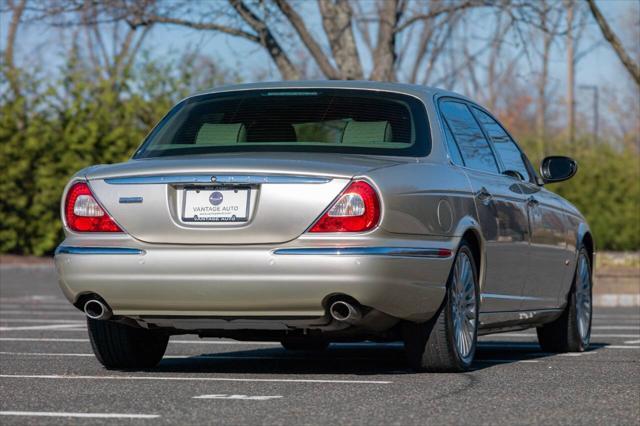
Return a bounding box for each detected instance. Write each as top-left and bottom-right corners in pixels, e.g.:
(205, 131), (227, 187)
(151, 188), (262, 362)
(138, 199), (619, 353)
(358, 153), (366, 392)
(527, 196), (539, 207)
(476, 187), (493, 203)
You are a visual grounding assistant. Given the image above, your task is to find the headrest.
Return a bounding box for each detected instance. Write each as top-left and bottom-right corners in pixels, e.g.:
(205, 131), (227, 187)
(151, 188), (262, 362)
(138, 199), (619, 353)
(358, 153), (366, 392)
(341, 121), (393, 144)
(195, 123), (246, 144)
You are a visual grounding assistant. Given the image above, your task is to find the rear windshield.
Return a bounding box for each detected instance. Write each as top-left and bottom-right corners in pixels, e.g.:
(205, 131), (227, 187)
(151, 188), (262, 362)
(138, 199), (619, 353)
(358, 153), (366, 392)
(134, 89), (430, 158)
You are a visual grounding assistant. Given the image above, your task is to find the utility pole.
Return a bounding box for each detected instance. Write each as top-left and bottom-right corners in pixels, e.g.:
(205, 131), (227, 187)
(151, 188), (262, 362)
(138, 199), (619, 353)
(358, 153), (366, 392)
(566, 0), (576, 145)
(579, 85), (599, 145)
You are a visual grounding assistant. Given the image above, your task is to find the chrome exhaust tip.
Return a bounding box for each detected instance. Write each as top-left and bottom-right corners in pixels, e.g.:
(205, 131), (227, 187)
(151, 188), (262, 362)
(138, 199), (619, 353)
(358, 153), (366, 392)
(329, 300), (362, 324)
(83, 299), (112, 320)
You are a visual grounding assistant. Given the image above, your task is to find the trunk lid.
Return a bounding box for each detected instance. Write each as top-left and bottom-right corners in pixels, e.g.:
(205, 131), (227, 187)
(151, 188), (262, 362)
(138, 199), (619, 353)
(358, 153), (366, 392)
(85, 153), (399, 244)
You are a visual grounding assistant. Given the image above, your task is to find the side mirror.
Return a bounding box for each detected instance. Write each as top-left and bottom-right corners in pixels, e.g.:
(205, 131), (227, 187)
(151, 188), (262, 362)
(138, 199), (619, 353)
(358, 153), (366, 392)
(540, 156), (577, 183)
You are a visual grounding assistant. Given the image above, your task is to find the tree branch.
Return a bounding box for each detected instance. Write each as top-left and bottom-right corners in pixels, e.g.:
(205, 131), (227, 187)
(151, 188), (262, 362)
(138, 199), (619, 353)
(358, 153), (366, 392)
(395, 0), (482, 33)
(229, 0), (300, 80)
(135, 14), (260, 43)
(586, 0), (639, 86)
(273, 0), (340, 79)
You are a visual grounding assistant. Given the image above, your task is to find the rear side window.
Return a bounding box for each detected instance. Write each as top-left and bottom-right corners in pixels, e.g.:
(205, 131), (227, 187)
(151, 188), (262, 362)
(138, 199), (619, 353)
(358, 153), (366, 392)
(472, 108), (531, 181)
(135, 89), (429, 158)
(439, 101), (499, 173)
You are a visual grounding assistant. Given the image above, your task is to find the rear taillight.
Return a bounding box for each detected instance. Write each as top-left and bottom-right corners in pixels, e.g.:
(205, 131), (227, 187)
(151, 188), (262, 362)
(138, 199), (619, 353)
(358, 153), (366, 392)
(64, 182), (122, 232)
(309, 180), (380, 233)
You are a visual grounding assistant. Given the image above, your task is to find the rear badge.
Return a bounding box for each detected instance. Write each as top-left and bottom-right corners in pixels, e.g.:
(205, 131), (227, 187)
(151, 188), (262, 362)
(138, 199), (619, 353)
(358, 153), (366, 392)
(119, 197), (143, 204)
(211, 176), (217, 183)
(209, 191), (223, 206)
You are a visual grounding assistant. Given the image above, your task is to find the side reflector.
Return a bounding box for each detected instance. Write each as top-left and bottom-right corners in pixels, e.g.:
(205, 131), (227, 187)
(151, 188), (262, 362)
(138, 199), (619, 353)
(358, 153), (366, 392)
(64, 182), (122, 232)
(309, 180), (380, 233)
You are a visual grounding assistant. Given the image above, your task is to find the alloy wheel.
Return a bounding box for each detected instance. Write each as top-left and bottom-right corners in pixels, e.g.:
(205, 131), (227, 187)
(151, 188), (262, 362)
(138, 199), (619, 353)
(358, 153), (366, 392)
(451, 252), (477, 362)
(575, 253), (592, 345)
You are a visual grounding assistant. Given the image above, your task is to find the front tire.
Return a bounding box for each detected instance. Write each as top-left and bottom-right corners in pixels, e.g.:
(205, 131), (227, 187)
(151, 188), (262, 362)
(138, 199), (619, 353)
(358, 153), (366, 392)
(536, 248), (592, 352)
(87, 318), (169, 369)
(403, 242), (479, 372)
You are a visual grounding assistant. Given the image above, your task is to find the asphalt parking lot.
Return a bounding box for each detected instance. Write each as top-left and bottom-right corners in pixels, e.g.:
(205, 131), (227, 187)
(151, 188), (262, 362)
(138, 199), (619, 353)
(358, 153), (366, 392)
(0, 264), (638, 425)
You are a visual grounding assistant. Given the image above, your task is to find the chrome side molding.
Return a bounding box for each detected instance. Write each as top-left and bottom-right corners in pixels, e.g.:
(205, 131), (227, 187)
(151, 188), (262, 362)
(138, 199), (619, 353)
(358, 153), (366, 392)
(104, 174), (331, 185)
(55, 246), (145, 255)
(481, 293), (548, 302)
(273, 247), (452, 258)
(119, 196), (144, 204)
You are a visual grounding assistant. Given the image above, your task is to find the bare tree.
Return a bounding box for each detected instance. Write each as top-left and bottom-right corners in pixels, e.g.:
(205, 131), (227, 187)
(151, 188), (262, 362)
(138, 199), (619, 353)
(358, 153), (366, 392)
(62, 0), (484, 82)
(79, 3), (152, 84)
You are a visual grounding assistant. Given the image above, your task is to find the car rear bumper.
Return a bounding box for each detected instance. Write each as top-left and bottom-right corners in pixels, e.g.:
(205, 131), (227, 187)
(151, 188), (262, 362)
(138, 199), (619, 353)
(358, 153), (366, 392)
(54, 239), (455, 322)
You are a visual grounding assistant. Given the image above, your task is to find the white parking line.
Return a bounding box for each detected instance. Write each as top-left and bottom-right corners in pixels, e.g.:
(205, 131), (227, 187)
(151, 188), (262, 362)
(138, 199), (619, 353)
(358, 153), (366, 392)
(0, 351), (395, 362)
(0, 352), (93, 357)
(0, 337), (279, 345)
(0, 411), (159, 419)
(0, 297), (66, 303)
(0, 311), (81, 317)
(559, 352), (591, 357)
(624, 339), (640, 344)
(591, 326), (640, 330)
(605, 345), (640, 349)
(0, 319), (84, 324)
(194, 394), (283, 400)
(497, 333), (639, 338)
(0, 338), (88, 342)
(0, 374), (392, 384)
(475, 359), (539, 363)
(0, 302), (72, 311)
(0, 328), (85, 332)
(0, 324), (86, 331)
(593, 314), (640, 319)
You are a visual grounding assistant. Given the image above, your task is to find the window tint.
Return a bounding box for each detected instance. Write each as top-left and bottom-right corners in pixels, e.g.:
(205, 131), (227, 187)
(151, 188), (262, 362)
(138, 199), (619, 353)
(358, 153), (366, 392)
(135, 89), (429, 158)
(443, 122), (464, 166)
(472, 108), (530, 181)
(440, 101), (498, 173)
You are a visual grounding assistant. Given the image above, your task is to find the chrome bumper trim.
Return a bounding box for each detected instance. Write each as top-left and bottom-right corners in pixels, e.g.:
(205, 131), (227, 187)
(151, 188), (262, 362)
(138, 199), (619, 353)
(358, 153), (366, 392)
(104, 174), (331, 185)
(55, 246), (146, 255)
(272, 247), (452, 258)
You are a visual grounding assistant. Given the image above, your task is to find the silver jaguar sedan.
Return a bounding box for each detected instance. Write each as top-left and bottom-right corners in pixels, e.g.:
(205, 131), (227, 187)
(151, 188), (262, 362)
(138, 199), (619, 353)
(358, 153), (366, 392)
(54, 81), (593, 372)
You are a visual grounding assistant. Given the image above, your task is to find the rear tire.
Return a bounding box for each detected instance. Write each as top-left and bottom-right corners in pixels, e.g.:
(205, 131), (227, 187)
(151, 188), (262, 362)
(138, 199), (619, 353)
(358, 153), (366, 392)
(536, 247), (592, 352)
(403, 242), (479, 372)
(280, 337), (329, 352)
(87, 318), (169, 369)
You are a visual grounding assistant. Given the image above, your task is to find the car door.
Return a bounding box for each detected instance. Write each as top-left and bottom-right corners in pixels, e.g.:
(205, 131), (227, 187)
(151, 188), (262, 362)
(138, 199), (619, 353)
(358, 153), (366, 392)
(471, 107), (568, 310)
(439, 100), (530, 312)
(518, 182), (573, 310)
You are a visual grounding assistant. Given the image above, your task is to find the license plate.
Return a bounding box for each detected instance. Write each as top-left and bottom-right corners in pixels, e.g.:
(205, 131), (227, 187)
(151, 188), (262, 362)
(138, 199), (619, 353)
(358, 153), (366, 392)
(182, 188), (250, 222)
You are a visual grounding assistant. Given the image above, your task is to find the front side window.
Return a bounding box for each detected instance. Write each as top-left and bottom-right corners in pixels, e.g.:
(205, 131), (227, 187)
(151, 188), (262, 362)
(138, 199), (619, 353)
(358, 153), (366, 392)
(135, 89), (429, 158)
(439, 100), (499, 173)
(472, 108), (531, 181)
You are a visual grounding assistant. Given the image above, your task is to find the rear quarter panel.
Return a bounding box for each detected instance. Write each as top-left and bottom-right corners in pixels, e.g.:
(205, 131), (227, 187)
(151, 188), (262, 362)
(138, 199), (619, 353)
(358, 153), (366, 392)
(367, 162), (477, 238)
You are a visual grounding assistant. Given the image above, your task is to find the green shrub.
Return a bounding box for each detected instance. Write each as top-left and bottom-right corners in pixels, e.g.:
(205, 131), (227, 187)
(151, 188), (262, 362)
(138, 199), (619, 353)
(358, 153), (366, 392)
(520, 138), (640, 251)
(0, 56), (231, 255)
